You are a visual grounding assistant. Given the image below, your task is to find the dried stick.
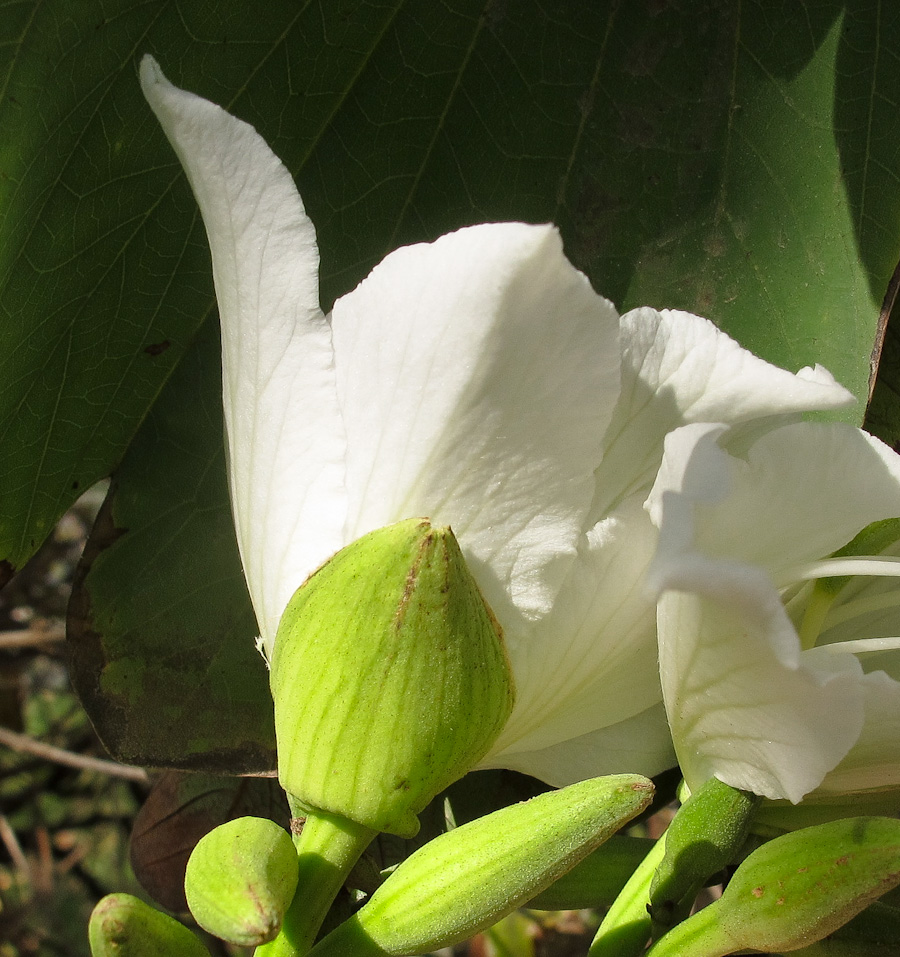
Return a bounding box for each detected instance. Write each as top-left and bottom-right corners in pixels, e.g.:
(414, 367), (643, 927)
(0, 726), (149, 784)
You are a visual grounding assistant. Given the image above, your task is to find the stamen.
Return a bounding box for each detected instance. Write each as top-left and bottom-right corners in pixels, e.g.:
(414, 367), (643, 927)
(790, 556), (900, 583)
(824, 590), (900, 629)
(816, 636), (900, 656)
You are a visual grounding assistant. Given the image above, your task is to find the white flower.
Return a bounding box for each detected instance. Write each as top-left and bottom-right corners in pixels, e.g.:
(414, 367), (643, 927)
(140, 56), (854, 787)
(647, 420), (900, 803)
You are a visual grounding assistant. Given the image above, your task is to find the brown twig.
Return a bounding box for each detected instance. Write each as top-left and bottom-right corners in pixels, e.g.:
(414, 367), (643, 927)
(0, 813), (29, 875)
(0, 726), (149, 784)
(0, 623), (65, 650)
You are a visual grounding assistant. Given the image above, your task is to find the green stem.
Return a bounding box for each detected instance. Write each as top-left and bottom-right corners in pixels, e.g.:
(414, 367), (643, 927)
(587, 828), (667, 957)
(644, 900), (732, 957)
(256, 803), (376, 957)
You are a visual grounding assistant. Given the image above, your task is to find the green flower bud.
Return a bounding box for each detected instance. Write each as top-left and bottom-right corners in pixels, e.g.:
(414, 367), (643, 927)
(648, 817), (900, 957)
(271, 518), (515, 838)
(184, 816), (299, 946)
(525, 835), (654, 910)
(715, 817), (900, 953)
(88, 894), (208, 957)
(308, 774), (654, 957)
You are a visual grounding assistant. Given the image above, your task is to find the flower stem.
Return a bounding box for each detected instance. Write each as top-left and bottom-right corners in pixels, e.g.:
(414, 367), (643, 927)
(255, 802), (375, 957)
(797, 582), (834, 650)
(644, 901), (731, 957)
(587, 827), (667, 957)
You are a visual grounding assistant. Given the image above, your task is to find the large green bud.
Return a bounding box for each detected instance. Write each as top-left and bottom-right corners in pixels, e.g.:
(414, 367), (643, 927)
(270, 518), (515, 838)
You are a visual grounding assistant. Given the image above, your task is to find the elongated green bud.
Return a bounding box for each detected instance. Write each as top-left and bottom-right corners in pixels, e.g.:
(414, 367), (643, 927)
(271, 518), (515, 838)
(308, 774), (654, 957)
(787, 901), (900, 955)
(526, 835), (654, 910)
(647, 817), (900, 957)
(88, 894), (209, 957)
(184, 816), (299, 946)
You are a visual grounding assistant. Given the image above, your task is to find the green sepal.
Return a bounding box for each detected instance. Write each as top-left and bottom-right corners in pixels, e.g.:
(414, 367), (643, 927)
(184, 816), (299, 946)
(649, 777), (758, 931)
(88, 893), (209, 957)
(308, 774), (653, 957)
(271, 518), (515, 838)
(647, 817), (900, 957)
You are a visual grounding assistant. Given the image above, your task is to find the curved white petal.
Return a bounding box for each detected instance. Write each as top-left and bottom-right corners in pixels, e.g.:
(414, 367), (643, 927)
(815, 669), (900, 794)
(483, 701), (675, 787)
(331, 223), (620, 629)
(140, 58), (348, 651)
(649, 421), (900, 585)
(647, 423), (879, 800)
(592, 307), (854, 519)
(492, 497), (660, 757)
(655, 563), (864, 802)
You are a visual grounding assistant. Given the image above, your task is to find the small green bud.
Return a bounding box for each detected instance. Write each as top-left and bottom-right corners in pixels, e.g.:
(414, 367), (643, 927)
(88, 894), (208, 957)
(184, 816), (299, 946)
(308, 774), (654, 957)
(271, 518), (515, 838)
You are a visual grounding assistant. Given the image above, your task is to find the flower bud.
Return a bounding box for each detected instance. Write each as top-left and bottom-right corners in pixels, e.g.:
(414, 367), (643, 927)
(648, 817), (900, 957)
(88, 893), (208, 957)
(270, 518), (515, 838)
(184, 816), (299, 946)
(524, 835), (653, 910)
(308, 774), (654, 957)
(715, 816), (900, 953)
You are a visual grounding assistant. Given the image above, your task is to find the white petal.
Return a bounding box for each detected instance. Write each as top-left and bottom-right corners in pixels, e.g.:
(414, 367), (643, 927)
(815, 669), (900, 794)
(592, 307), (854, 518)
(330, 223), (620, 628)
(656, 562), (864, 802)
(141, 58), (348, 650)
(491, 497), (661, 756)
(650, 422), (900, 585)
(483, 702), (675, 786)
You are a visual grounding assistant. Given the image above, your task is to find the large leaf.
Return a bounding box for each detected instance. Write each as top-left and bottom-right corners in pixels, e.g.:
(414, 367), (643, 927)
(0, 1), (895, 764)
(68, 316), (272, 769)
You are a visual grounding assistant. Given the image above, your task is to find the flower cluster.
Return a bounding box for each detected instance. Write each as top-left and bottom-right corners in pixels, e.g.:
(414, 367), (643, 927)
(141, 55), (900, 806)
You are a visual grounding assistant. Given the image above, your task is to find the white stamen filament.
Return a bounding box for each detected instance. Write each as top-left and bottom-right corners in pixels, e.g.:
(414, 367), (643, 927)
(785, 555), (900, 651)
(825, 590), (900, 629)
(817, 636), (900, 656)
(789, 556), (900, 584)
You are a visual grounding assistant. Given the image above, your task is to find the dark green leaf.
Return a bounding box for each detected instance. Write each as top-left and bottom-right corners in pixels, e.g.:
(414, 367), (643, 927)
(68, 316), (273, 770)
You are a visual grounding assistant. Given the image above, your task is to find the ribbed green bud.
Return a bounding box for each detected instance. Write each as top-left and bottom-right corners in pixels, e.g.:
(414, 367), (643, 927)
(271, 518), (515, 838)
(308, 774), (654, 957)
(88, 894), (208, 957)
(184, 816), (299, 946)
